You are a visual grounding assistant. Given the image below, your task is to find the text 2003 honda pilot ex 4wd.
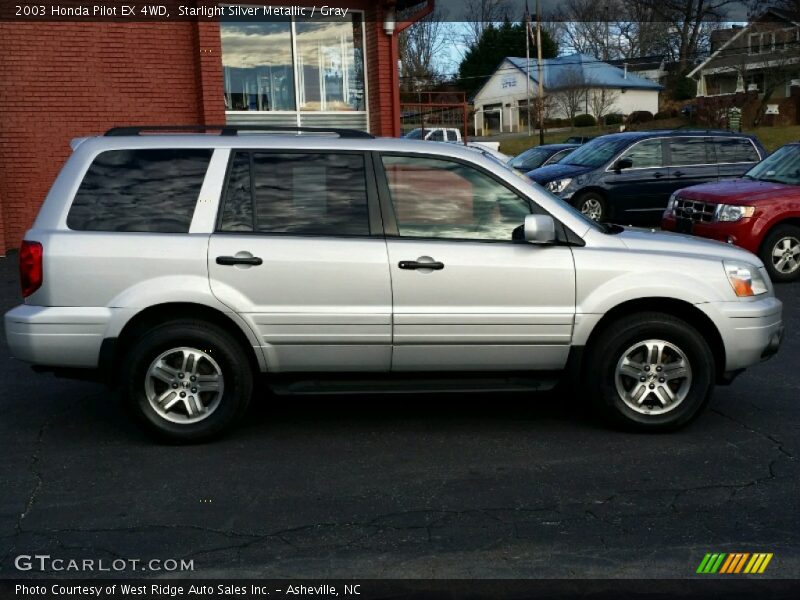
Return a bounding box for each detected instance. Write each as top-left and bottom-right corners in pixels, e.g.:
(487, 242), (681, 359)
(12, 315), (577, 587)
(5, 126), (784, 442)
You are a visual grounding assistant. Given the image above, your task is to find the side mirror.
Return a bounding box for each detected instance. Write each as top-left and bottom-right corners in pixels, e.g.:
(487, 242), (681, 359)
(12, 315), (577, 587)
(523, 214), (557, 244)
(614, 157), (633, 172)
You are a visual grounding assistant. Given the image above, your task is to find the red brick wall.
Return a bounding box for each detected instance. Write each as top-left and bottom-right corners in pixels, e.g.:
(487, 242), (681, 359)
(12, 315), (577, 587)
(0, 22), (225, 252)
(0, 8), (400, 253)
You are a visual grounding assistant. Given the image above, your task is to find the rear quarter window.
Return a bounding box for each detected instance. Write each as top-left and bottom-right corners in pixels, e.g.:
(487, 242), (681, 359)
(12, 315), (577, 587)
(67, 149), (212, 232)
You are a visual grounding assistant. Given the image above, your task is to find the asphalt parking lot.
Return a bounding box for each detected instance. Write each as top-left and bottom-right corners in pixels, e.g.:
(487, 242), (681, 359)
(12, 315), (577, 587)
(0, 250), (798, 580)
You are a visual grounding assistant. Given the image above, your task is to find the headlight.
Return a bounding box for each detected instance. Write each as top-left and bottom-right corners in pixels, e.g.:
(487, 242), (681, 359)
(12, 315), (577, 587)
(717, 204), (755, 222)
(546, 178), (572, 194)
(724, 261), (768, 297)
(665, 192), (678, 214)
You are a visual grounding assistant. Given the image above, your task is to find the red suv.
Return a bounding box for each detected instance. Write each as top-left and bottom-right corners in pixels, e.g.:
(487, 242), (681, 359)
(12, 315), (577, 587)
(662, 142), (800, 282)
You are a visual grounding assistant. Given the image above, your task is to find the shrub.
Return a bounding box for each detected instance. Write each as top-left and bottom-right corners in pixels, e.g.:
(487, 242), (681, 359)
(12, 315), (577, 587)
(605, 113), (624, 125)
(574, 113), (597, 127)
(654, 111), (671, 120)
(626, 110), (654, 125)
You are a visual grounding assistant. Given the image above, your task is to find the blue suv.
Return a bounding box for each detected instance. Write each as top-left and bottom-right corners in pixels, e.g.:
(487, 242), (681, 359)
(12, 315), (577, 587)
(526, 130), (767, 223)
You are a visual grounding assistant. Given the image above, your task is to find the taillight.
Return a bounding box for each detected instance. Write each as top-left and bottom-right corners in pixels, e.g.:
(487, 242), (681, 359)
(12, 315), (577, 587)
(19, 240), (43, 298)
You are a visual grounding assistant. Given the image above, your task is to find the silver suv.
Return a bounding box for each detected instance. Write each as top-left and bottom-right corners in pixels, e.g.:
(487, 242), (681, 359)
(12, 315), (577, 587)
(5, 126), (784, 441)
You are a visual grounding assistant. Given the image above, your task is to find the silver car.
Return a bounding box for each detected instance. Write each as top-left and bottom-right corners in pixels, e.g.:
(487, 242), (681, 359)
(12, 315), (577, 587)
(4, 126), (784, 441)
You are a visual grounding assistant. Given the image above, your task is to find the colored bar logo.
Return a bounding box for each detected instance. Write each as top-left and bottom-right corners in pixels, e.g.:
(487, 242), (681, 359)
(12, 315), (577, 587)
(697, 553), (773, 574)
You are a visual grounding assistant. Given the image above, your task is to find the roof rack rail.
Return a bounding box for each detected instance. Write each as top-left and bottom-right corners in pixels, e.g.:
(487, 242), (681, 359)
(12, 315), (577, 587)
(104, 125), (374, 139)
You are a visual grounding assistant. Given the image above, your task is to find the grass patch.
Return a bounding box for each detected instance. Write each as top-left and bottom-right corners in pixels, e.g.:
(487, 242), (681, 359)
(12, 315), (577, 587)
(498, 123), (800, 156)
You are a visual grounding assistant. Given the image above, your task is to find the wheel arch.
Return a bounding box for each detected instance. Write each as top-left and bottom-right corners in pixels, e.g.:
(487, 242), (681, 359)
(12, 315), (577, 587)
(757, 217), (800, 256)
(102, 303), (264, 385)
(579, 297), (726, 382)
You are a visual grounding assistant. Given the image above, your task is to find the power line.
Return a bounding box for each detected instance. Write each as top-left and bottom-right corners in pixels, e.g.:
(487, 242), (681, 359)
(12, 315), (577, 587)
(399, 38), (800, 81)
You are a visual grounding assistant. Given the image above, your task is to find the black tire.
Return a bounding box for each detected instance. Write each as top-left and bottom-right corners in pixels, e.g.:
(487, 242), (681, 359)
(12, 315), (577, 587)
(759, 224), (800, 283)
(574, 192), (607, 222)
(121, 319), (254, 443)
(584, 312), (714, 431)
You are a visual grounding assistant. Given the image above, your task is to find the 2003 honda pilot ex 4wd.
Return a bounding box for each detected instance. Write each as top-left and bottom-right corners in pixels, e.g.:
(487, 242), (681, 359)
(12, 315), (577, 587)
(5, 126), (784, 441)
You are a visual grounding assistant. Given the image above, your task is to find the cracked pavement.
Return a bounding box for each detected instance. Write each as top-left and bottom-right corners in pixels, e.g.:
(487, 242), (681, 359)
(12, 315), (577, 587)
(0, 252), (798, 579)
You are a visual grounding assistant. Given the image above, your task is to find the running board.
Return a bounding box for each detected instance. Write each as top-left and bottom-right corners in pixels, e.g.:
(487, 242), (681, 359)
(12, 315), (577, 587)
(267, 373), (560, 396)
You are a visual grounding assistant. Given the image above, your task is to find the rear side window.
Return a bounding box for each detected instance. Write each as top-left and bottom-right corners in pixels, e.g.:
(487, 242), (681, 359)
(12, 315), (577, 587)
(714, 137), (760, 163)
(68, 149), (212, 232)
(668, 138), (710, 166)
(219, 152), (370, 236)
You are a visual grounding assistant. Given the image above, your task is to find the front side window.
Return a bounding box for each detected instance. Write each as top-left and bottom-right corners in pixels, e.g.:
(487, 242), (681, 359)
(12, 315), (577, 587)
(68, 149), (212, 233)
(619, 138), (664, 169)
(668, 138), (710, 166)
(219, 152), (370, 236)
(381, 155), (533, 241)
(714, 137), (760, 163)
(428, 130), (445, 141)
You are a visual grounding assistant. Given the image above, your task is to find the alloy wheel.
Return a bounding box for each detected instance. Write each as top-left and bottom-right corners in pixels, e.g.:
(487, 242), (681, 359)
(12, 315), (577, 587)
(144, 347), (224, 424)
(580, 198), (603, 221)
(614, 339), (692, 416)
(771, 236), (800, 274)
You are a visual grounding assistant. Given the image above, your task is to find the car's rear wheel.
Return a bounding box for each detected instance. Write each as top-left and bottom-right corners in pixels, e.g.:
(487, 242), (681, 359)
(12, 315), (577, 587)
(585, 312), (714, 431)
(759, 224), (800, 283)
(122, 319), (253, 442)
(574, 192), (606, 222)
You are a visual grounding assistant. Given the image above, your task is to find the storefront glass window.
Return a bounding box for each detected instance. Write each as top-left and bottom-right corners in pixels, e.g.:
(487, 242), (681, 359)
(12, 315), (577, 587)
(295, 15), (365, 111)
(221, 13), (365, 113)
(221, 19), (296, 111)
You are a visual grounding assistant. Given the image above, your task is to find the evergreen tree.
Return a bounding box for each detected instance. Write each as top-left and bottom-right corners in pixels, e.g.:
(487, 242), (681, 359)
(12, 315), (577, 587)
(458, 19), (557, 97)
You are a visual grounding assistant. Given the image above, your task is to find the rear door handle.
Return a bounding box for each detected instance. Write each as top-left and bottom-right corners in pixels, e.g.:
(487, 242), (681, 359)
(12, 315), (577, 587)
(399, 260), (444, 270)
(673, 171), (684, 177)
(216, 256), (263, 266)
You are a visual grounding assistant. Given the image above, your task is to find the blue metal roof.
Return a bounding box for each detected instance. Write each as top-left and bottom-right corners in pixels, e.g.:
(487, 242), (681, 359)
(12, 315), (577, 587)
(507, 54), (663, 91)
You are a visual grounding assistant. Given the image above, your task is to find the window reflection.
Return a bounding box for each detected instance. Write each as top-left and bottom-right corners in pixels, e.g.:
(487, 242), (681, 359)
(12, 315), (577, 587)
(295, 16), (365, 111)
(221, 20), (296, 111)
(220, 14), (365, 113)
(382, 156), (532, 241)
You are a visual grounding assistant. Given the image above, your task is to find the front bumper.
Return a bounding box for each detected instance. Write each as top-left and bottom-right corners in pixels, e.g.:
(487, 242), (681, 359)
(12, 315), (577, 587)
(661, 214), (761, 254)
(698, 296), (783, 372)
(4, 304), (111, 368)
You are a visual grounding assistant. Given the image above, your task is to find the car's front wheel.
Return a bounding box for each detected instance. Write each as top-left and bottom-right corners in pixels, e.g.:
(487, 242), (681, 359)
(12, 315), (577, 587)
(759, 224), (800, 283)
(585, 312), (714, 431)
(574, 192), (606, 222)
(121, 319), (254, 442)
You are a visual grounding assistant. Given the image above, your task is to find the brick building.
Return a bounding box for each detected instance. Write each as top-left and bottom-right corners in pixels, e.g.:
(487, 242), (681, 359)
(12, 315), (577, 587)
(0, 1), (432, 253)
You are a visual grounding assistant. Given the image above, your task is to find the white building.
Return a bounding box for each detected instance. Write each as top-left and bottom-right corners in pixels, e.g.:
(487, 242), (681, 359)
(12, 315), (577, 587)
(472, 53), (662, 134)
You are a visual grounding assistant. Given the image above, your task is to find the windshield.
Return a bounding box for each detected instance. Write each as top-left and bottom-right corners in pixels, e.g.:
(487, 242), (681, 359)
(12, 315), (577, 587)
(509, 147), (552, 170)
(745, 145), (800, 186)
(405, 129), (423, 139)
(560, 137), (629, 168)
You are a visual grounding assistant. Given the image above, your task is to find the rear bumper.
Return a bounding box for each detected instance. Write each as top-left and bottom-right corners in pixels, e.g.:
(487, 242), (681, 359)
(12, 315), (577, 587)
(698, 296), (783, 372)
(4, 305), (111, 368)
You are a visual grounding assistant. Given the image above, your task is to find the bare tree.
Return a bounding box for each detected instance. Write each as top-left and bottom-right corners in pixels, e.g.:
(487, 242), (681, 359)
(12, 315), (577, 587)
(637, 0), (735, 73)
(551, 68), (589, 127)
(462, 0), (511, 46)
(399, 11), (448, 91)
(587, 87), (620, 124)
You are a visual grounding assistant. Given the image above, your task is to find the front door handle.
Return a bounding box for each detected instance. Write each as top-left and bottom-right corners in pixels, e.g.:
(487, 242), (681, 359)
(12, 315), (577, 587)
(399, 260), (444, 270)
(653, 172), (663, 179)
(216, 255), (263, 266)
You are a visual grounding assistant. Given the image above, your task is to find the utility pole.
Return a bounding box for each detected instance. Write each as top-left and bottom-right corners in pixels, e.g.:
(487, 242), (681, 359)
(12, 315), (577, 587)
(525, 3), (531, 136)
(536, 0), (544, 145)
